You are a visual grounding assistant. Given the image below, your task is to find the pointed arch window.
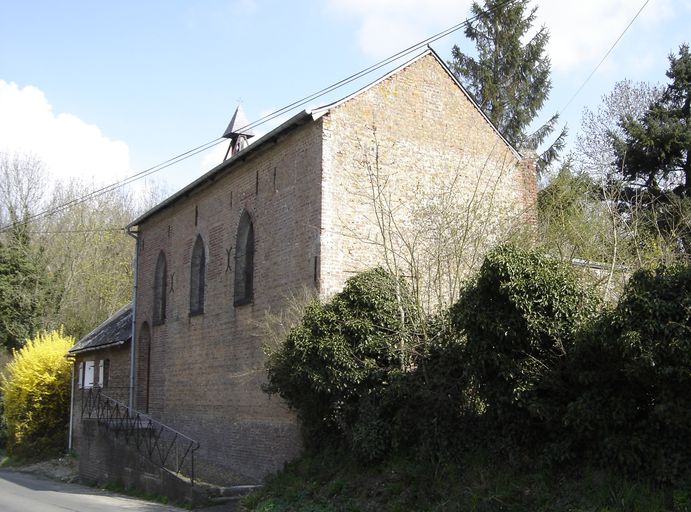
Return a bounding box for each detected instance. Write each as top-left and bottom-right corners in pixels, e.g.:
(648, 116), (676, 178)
(234, 211), (254, 306)
(190, 235), (206, 315)
(153, 251), (167, 325)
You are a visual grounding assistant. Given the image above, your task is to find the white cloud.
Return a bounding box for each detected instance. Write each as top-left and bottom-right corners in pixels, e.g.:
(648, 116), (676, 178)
(328, 0), (675, 72)
(0, 80), (131, 185)
(538, 0), (674, 72)
(328, 0), (472, 58)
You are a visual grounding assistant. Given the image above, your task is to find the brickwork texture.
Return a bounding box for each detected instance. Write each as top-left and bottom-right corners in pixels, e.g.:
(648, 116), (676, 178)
(79, 50), (537, 487)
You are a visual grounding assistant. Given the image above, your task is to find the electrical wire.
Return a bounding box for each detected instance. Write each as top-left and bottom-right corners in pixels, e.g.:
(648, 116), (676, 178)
(0, 0), (519, 235)
(559, 0), (651, 116)
(0, 137), (225, 232)
(234, 0), (520, 134)
(25, 228), (126, 234)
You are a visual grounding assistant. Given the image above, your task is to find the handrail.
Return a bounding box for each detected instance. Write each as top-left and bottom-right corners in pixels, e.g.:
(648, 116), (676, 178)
(80, 387), (200, 484)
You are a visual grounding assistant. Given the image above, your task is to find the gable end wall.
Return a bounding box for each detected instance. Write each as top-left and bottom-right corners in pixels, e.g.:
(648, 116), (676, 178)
(320, 53), (536, 300)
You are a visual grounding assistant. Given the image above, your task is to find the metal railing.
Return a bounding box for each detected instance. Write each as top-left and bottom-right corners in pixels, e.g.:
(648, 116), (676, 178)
(80, 387), (200, 484)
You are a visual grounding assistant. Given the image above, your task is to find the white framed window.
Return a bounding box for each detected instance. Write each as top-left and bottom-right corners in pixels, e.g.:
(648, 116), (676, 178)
(84, 361), (95, 388)
(78, 358), (110, 389)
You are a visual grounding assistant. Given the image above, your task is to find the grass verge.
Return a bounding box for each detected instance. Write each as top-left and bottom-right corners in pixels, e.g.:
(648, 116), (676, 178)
(241, 448), (691, 512)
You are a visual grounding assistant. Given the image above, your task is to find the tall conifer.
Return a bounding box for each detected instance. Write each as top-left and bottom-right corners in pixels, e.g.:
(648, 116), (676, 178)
(449, 0), (565, 172)
(612, 44), (691, 255)
(614, 44), (691, 196)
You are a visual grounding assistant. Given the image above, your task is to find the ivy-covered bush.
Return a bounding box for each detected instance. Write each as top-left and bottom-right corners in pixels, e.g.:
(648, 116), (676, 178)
(450, 245), (599, 438)
(380, 311), (481, 461)
(560, 264), (691, 481)
(264, 249), (690, 482)
(1, 329), (74, 458)
(265, 268), (417, 456)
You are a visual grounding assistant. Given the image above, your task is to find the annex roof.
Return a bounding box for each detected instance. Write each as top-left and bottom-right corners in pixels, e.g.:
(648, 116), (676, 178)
(68, 303), (132, 355)
(128, 48), (520, 229)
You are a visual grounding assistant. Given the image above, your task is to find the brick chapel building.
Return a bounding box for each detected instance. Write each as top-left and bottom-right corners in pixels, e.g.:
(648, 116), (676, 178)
(69, 49), (537, 491)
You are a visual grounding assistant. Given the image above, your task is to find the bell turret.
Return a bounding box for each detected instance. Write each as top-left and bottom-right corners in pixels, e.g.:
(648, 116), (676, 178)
(222, 104), (255, 161)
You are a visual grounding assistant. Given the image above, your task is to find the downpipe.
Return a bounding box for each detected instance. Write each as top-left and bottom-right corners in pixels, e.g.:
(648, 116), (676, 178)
(127, 228), (140, 409)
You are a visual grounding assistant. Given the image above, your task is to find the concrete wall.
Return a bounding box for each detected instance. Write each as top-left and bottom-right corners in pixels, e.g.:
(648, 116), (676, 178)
(133, 119), (323, 483)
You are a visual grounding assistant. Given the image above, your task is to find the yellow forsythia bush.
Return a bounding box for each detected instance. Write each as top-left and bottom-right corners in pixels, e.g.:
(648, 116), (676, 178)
(1, 329), (74, 458)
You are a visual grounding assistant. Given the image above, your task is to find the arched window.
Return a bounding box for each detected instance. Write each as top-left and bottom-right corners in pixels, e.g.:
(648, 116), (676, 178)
(153, 251), (167, 325)
(190, 235), (206, 315)
(234, 211), (254, 306)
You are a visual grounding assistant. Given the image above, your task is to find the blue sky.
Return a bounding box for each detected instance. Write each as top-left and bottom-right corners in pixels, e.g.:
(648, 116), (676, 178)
(1, 0), (690, 197)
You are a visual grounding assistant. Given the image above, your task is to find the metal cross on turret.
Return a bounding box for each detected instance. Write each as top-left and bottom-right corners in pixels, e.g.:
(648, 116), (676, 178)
(222, 104), (255, 161)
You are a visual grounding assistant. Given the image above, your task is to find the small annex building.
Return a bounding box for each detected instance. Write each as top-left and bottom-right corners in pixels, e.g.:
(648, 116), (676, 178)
(70, 48), (537, 492)
(68, 303), (132, 457)
(68, 303), (132, 403)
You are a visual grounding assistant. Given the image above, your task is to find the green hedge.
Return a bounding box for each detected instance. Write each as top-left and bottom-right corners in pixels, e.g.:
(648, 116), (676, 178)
(558, 264), (691, 481)
(449, 244), (599, 440)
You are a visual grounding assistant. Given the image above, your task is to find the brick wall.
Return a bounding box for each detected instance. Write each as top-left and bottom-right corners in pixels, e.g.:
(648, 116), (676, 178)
(70, 344), (131, 450)
(319, 53), (537, 303)
(121, 51), (537, 487)
(133, 120), (322, 483)
(77, 421), (205, 506)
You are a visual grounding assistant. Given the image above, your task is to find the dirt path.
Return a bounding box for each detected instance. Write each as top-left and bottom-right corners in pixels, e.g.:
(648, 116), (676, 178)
(3, 455), (79, 483)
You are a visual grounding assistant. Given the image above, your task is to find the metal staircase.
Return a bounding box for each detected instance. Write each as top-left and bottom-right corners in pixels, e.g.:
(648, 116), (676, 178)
(80, 388), (200, 484)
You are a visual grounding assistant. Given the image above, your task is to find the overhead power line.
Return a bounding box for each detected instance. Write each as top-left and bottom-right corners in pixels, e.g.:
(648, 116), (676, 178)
(0, 137), (225, 233)
(559, 0), (651, 116)
(235, 0), (520, 134)
(0, 0), (519, 234)
(26, 227), (126, 234)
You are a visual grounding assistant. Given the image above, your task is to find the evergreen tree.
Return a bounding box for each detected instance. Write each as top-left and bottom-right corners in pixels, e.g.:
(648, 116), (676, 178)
(449, 0), (566, 172)
(0, 223), (50, 350)
(612, 44), (691, 256)
(614, 44), (691, 196)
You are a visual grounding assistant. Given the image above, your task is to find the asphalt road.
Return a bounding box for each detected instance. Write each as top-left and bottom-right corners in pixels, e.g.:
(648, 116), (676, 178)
(0, 470), (188, 512)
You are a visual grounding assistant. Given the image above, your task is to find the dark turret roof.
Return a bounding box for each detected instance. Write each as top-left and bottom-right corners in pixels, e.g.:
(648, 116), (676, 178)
(222, 104), (255, 139)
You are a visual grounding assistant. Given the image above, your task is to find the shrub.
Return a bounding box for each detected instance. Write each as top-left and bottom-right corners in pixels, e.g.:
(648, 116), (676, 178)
(560, 264), (691, 481)
(1, 329), (74, 458)
(265, 268), (417, 454)
(384, 311), (482, 460)
(450, 244), (599, 438)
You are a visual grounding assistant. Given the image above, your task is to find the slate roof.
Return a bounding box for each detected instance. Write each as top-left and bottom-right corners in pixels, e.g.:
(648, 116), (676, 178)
(68, 303), (132, 354)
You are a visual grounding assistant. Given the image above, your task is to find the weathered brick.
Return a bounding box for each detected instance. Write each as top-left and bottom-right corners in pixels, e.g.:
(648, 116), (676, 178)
(78, 51), (536, 486)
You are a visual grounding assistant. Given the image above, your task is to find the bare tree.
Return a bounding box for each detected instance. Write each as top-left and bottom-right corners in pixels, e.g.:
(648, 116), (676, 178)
(337, 126), (532, 333)
(1, 151), (169, 340)
(573, 80), (662, 181)
(38, 179), (168, 338)
(0, 152), (47, 228)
